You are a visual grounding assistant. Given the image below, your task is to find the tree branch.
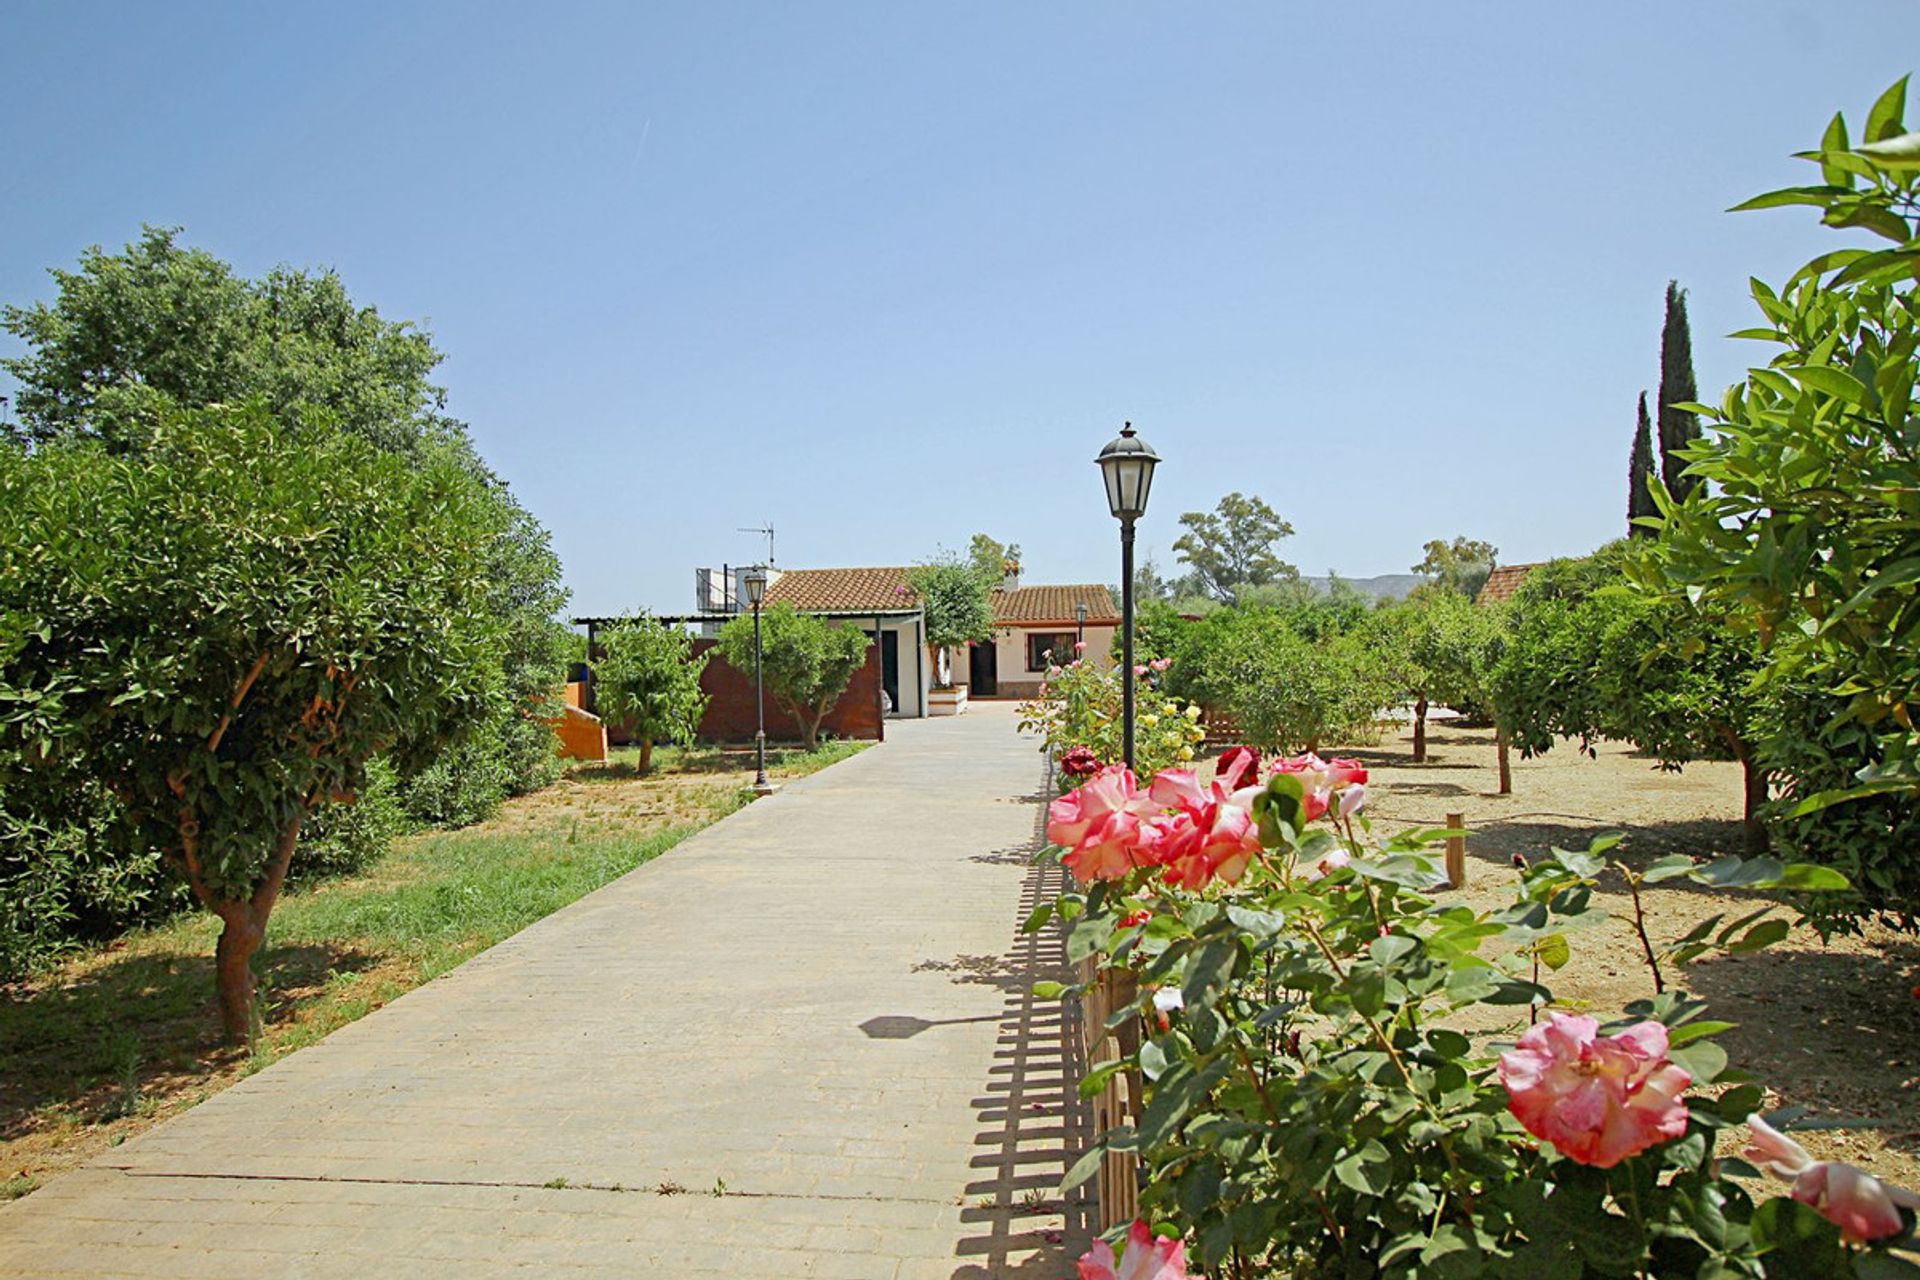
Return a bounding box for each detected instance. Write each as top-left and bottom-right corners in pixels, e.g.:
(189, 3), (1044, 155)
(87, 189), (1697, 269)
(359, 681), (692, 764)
(207, 651), (271, 756)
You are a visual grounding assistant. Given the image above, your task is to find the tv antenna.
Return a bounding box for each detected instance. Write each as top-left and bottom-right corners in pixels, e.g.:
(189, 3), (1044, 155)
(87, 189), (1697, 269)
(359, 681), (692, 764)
(739, 523), (775, 567)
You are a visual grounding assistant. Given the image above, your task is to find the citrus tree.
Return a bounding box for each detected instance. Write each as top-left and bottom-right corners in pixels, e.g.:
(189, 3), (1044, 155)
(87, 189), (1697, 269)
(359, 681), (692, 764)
(0, 403), (504, 1040)
(1649, 76), (1920, 923)
(591, 615), (709, 772)
(716, 603), (869, 750)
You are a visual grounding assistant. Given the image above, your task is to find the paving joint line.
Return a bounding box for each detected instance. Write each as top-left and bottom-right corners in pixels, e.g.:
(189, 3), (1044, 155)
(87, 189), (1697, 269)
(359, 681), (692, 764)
(98, 1166), (963, 1206)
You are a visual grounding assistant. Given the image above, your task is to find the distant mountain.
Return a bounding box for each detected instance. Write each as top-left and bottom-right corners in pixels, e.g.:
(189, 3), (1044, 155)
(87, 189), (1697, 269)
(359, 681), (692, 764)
(1303, 573), (1426, 601)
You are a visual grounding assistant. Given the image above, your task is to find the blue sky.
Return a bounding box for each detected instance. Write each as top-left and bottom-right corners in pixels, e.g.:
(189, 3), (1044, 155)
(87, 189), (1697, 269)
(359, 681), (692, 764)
(3, 4), (1914, 616)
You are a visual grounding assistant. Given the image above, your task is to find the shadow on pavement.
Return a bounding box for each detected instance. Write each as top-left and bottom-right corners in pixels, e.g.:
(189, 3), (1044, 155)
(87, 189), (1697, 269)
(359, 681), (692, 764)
(948, 778), (1093, 1278)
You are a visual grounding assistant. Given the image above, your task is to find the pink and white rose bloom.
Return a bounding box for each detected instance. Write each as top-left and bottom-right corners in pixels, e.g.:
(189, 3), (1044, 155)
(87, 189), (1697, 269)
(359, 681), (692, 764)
(1270, 752), (1369, 824)
(1078, 1221), (1202, 1280)
(1744, 1113), (1919, 1242)
(1144, 755), (1264, 889)
(1497, 1013), (1691, 1168)
(1047, 765), (1161, 883)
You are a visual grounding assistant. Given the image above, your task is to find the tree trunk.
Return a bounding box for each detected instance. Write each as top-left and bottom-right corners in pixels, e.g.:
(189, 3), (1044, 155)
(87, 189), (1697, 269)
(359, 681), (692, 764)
(195, 811), (306, 1046)
(799, 712), (821, 752)
(1496, 725), (1512, 796)
(1412, 696), (1429, 763)
(214, 908), (266, 1043)
(1742, 754), (1769, 854)
(638, 736), (653, 773)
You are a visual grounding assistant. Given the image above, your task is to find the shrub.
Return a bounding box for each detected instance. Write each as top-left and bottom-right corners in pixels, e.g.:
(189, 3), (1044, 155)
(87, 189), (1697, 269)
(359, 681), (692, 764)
(295, 759), (407, 880)
(1037, 752), (1875, 1277)
(0, 784), (177, 980)
(1168, 608), (1398, 753)
(1017, 654), (1205, 786)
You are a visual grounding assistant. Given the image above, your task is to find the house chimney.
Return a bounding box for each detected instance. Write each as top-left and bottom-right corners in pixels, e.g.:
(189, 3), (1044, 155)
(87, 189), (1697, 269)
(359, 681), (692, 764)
(1002, 554), (1021, 592)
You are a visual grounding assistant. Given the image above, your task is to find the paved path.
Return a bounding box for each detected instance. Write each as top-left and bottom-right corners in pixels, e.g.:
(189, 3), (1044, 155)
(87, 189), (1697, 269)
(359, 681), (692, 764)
(0, 704), (1089, 1279)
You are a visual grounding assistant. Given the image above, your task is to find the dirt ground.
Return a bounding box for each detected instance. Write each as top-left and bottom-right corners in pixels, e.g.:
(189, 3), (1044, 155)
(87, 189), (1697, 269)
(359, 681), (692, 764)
(1347, 723), (1919, 1186)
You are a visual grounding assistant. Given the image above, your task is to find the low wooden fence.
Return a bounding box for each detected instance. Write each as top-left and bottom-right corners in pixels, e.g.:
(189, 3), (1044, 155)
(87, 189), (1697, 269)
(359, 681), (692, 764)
(1078, 961), (1142, 1230)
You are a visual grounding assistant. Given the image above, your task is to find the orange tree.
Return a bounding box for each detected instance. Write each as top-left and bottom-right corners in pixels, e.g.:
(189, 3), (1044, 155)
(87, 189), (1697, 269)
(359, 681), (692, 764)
(0, 403), (504, 1040)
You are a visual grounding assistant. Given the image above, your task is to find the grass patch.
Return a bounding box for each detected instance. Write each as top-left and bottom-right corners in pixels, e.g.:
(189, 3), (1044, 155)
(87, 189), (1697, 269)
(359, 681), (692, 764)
(0, 738), (869, 1198)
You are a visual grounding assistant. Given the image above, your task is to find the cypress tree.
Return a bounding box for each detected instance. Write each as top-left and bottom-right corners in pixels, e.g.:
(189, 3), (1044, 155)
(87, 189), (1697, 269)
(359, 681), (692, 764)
(1657, 280), (1700, 497)
(1629, 391), (1657, 536)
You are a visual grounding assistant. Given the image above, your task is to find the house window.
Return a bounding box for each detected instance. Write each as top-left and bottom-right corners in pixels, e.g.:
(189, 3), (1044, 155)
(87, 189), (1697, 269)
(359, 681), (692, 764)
(1027, 632), (1076, 672)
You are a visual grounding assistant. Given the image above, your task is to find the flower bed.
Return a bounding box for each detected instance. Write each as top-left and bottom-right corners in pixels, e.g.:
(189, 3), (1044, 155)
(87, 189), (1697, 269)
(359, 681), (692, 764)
(1033, 747), (1919, 1278)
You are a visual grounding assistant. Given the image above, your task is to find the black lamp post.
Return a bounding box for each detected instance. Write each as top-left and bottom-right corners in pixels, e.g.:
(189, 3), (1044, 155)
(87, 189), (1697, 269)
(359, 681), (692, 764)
(742, 566), (775, 796)
(1096, 422), (1160, 771)
(1075, 602), (1088, 647)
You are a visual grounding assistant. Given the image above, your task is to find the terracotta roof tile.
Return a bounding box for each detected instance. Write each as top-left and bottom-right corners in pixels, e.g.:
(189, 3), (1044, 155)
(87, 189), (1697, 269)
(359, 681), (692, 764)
(991, 584), (1118, 626)
(762, 567), (918, 612)
(1475, 563), (1543, 607)
(759, 568), (1119, 624)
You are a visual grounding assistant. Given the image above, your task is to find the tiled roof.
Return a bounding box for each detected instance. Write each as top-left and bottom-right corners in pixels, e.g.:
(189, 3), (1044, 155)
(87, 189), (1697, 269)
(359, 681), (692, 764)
(1475, 563), (1543, 607)
(992, 584), (1118, 626)
(758, 568), (1119, 625)
(763, 567), (918, 612)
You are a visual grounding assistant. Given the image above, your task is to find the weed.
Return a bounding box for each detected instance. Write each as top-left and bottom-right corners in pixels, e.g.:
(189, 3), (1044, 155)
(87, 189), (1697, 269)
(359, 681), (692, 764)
(543, 1176), (570, 1190)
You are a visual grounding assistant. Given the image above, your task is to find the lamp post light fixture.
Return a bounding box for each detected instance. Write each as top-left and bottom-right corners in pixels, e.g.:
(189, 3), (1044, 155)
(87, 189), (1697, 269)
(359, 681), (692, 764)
(1095, 422), (1160, 771)
(742, 566), (775, 796)
(1075, 601), (1088, 647)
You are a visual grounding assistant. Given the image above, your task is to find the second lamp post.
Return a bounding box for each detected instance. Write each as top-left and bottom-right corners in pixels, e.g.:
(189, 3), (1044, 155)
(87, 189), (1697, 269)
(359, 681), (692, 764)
(741, 566), (776, 796)
(1095, 422), (1160, 771)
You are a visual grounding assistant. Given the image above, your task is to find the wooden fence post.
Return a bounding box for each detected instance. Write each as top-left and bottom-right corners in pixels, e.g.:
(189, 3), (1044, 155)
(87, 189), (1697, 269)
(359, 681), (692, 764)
(1445, 811), (1466, 889)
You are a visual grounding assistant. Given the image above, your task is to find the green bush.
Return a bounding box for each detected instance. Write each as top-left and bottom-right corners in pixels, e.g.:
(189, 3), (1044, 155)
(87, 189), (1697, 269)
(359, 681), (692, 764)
(400, 724), (519, 829)
(0, 784), (179, 980)
(296, 759), (408, 880)
(1167, 607), (1398, 753)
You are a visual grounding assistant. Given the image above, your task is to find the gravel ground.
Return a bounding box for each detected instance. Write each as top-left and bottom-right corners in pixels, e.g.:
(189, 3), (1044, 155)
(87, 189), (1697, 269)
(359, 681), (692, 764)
(1346, 722), (1920, 1189)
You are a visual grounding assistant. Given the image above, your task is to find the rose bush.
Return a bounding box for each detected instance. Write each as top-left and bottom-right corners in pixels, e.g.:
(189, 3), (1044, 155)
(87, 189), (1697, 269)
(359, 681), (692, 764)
(1018, 652), (1206, 790)
(1033, 747), (1915, 1278)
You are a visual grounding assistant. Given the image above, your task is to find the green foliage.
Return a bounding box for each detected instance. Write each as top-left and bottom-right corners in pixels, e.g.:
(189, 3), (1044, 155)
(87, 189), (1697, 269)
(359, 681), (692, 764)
(716, 603), (868, 750)
(1405, 590), (1505, 715)
(1411, 536), (1498, 599)
(1039, 778), (1860, 1276)
(3, 226), (571, 812)
(1172, 492), (1299, 605)
(1646, 76), (1920, 915)
(1166, 607), (1399, 753)
(0, 403), (505, 1034)
(1658, 280), (1701, 498)
(1493, 545), (1764, 831)
(294, 759), (407, 880)
(1628, 391), (1658, 536)
(1, 226), (448, 455)
(0, 782), (176, 979)
(1753, 673), (1920, 934)
(591, 615), (710, 768)
(909, 558), (994, 656)
(967, 532), (1020, 584)
(1659, 77), (1920, 792)
(1016, 656), (1205, 785)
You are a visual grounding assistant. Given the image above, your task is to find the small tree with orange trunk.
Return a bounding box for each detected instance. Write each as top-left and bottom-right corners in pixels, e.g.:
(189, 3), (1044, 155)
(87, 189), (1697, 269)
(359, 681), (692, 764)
(0, 403), (504, 1042)
(590, 614), (709, 772)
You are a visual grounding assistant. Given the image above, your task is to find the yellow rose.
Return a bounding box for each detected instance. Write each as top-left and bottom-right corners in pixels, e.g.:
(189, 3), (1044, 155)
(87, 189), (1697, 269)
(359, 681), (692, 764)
(1178, 746), (1195, 761)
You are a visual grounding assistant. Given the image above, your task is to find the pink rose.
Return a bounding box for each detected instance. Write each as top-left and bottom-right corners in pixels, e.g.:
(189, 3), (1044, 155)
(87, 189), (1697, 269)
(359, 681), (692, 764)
(1133, 664), (1149, 677)
(1047, 765), (1160, 883)
(1150, 657), (1172, 672)
(1078, 1221), (1201, 1280)
(1744, 1114), (1919, 1242)
(1497, 1013), (1691, 1168)
(1271, 752), (1369, 824)
(1339, 783), (1368, 819)
(1074, 640), (1087, 653)
(1145, 766), (1262, 889)
(1214, 746), (1261, 790)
